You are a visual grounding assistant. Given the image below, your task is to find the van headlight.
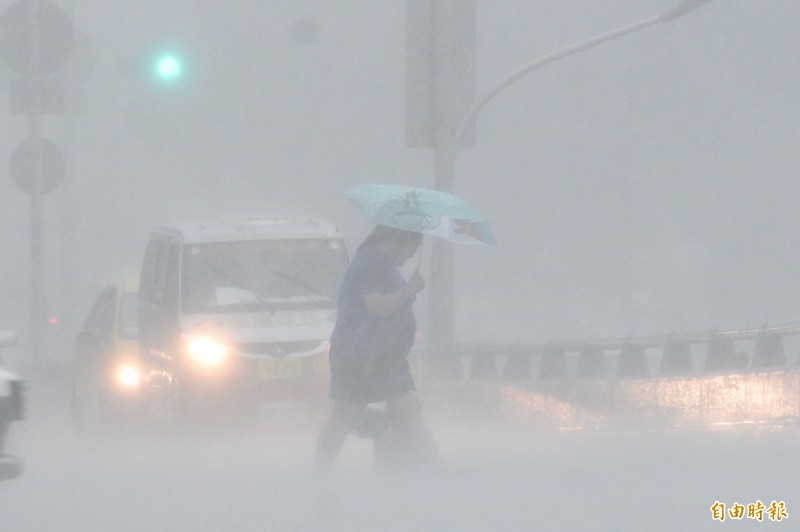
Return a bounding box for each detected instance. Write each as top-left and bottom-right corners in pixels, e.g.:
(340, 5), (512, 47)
(117, 364), (141, 388)
(186, 336), (228, 366)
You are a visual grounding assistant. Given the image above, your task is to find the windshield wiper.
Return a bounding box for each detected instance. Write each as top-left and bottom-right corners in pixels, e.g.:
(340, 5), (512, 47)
(267, 269), (328, 299)
(210, 264), (276, 312)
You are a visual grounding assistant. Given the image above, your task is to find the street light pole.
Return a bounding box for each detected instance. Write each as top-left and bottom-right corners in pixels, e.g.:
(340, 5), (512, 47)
(428, 0), (713, 369)
(406, 0), (475, 377)
(429, 107), (459, 375)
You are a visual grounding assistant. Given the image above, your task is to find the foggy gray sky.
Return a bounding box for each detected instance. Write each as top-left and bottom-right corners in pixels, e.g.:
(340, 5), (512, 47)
(1, 0), (799, 357)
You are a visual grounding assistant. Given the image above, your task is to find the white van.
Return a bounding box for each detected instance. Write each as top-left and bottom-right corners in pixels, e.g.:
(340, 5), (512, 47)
(138, 217), (349, 421)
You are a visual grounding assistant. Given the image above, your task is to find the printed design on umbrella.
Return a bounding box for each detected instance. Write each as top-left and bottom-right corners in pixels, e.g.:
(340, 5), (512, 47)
(347, 183), (495, 245)
(453, 220), (481, 241)
(389, 190), (441, 231)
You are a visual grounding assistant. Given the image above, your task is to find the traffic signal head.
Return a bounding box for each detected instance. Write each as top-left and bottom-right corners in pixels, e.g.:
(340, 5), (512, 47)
(153, 52), (183, 82)
(117, 46), (189, 87)
(118, 43), (202, 143)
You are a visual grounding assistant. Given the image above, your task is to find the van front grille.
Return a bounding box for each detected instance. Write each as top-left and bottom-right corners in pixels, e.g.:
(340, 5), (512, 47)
(234, 340), (325, 357)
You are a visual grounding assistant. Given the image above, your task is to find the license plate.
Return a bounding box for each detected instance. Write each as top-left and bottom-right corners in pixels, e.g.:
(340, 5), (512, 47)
(260, 358), (301, 379)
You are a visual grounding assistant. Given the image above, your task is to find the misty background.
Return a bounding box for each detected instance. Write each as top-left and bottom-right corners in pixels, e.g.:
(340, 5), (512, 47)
(1, 0), (799, 361)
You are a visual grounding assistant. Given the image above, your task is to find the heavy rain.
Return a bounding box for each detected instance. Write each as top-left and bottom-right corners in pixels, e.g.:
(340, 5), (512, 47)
(1, 0), (799, 530)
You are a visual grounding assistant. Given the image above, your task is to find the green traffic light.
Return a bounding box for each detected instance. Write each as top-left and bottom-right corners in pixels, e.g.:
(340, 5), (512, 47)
(154, 53), (183, 81)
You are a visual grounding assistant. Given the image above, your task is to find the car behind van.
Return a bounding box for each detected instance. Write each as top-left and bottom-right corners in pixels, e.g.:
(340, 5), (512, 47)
(71, 281), (141, 432)
(138, 217), (349, 422)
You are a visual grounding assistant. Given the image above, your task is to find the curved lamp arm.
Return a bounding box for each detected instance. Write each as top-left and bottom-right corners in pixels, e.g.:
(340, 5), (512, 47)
(454, 0), (714, 144)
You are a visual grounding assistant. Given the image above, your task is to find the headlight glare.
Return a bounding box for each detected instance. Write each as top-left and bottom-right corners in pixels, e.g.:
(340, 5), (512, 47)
(187, 336), (228, 366)
(117, 365), (141, 387)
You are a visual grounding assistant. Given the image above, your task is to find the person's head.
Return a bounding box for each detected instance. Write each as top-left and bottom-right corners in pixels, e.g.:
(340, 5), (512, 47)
(359, 225), (423, 266)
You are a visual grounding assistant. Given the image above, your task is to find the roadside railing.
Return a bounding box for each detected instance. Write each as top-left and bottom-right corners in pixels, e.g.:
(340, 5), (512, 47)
(411, 324), (800, 429)
(447, 322), (800, 382)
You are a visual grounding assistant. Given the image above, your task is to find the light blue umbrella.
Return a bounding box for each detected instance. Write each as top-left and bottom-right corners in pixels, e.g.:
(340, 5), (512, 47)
(346, 184), (496, 245)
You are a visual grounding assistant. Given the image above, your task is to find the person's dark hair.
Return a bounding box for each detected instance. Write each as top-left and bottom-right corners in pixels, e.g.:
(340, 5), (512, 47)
(358, 224), (423, 252)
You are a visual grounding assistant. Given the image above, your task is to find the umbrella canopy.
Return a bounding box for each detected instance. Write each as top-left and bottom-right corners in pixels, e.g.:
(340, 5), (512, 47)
(346, 184), (496, 245)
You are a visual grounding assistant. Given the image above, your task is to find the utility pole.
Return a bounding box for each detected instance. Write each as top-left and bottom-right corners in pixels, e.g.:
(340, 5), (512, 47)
(26, 0), (46, 363)
(0, 0), (75, 362)
(59, 1), (93, 363)
(406, 0), (475, 376)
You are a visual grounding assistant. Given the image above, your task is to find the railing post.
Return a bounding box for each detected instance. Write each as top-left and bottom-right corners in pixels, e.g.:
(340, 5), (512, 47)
(659, 337), (692, 375)
(576, 346), (605, 379)
(538, 347), (568, 381)
(704, 335), (749, 373)
(751, 331), (786, 370)
(469, 350), (498, 381)
(617, 343), (647, 378)
(501, 351), (532, 381)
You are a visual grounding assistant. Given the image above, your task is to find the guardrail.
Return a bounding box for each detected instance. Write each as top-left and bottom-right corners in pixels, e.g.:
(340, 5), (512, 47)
(447, 322), (800, 381)
(418, 323), (800, 429)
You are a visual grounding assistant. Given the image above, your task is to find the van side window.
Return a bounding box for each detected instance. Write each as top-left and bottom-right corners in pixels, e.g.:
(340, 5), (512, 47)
(140, 239), (160, 305)
(141, 236), (180, 311)
(159, 240), (180, 312)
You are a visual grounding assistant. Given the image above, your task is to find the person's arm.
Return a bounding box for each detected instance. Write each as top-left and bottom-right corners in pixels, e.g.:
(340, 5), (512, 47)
(363, 271), (425, 317)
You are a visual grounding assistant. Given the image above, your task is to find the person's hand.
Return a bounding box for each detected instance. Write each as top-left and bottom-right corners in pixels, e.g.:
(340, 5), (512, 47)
(407, 270), (426, 294)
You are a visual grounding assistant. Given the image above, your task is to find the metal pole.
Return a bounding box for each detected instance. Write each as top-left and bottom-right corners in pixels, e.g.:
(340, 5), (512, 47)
(27, 0), (47, 362)
(426, 0), (464, 377)
(59, 0), (78, 362)
(429, 133), (457, 373)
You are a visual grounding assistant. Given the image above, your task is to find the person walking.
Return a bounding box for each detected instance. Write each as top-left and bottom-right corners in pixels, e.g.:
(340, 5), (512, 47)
(313, 224), (441, 475)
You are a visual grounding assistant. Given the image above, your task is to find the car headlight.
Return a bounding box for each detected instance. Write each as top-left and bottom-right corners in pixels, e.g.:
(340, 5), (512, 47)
(186, 336), (228, 366)
(117, 364), (141, 388)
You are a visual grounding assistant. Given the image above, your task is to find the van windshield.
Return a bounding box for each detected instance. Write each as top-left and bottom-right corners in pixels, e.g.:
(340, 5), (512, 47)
(181, 238), (348, 314)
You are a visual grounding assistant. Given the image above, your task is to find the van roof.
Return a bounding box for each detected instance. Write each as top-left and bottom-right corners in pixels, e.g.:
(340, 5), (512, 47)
(159, 217), (344, 244)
